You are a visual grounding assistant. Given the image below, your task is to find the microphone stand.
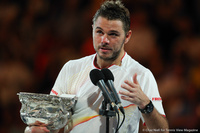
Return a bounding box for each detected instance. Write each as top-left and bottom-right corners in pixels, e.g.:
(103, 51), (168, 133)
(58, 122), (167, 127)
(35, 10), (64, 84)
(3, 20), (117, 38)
(99, 92), (116, 133)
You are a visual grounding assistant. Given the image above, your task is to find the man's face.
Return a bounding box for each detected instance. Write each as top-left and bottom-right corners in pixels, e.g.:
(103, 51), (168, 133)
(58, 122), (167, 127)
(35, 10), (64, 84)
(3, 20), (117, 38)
(92, 16), (127, 61)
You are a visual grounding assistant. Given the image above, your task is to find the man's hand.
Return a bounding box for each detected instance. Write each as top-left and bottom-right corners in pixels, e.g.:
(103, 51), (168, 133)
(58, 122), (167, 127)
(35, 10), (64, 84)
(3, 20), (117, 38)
(119, 73), (169, 132)
(25, 126), (50, 133)
(119, 73), (150, 109)
(25, 121), (50, 133)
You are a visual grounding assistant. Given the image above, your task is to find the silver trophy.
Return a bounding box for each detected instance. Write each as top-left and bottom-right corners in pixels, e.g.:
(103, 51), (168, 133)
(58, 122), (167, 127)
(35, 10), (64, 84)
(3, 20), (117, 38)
(17, 92), (77, 130)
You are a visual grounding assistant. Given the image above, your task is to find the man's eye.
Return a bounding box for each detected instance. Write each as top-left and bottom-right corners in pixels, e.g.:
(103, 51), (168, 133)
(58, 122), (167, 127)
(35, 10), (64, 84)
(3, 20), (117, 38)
(97, 30), (103, 34)
(109, 33), (118, 37)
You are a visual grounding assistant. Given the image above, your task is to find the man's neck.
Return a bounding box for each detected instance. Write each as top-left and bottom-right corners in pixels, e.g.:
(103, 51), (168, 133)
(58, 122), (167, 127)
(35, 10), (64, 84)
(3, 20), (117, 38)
(94, 51), (125, 69)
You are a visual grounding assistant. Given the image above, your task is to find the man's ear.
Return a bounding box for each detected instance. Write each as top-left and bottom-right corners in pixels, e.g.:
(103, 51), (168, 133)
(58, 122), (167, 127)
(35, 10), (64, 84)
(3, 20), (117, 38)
(124, 30), (132, 44)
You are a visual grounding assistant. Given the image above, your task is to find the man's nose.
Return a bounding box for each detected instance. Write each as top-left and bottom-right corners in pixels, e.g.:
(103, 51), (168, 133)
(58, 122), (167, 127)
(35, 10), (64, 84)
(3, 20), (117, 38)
(101, 34), (109, 44)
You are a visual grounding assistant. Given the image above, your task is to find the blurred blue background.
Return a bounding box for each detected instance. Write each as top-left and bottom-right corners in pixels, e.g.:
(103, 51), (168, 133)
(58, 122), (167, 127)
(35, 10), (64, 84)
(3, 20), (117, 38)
(0, 0), (199, 132)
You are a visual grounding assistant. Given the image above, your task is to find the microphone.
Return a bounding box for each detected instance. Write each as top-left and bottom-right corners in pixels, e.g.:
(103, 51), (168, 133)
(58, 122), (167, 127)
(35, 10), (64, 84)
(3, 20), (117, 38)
(89, 69), (119, 113)
(101, 68), (125, 114)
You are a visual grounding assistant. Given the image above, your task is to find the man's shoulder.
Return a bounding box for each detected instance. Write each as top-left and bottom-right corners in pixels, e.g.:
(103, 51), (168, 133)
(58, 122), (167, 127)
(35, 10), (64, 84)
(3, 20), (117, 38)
(124, 54), (149, 72)
(123, 54), (155, 84)
(122, 53), (154, 80)
(63, 54), (95, 68)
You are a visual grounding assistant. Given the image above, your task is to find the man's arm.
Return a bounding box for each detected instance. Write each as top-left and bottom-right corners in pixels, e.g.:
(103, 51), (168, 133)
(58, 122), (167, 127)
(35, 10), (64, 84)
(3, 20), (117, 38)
(141, 106), (169, 133)
(119, 73), (169, 133)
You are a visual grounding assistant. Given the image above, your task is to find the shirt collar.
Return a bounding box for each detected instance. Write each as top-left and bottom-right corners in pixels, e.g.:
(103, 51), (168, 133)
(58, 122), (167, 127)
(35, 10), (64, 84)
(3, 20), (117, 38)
(92, 52), (127, 70)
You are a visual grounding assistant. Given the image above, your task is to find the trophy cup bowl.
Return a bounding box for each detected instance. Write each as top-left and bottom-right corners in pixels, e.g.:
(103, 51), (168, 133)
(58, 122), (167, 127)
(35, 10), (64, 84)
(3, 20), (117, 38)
(17, 92), (77, 130)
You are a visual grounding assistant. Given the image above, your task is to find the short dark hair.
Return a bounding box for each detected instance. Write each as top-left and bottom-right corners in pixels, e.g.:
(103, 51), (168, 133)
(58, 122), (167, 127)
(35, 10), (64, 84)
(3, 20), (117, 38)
(92, 0), (130, 34)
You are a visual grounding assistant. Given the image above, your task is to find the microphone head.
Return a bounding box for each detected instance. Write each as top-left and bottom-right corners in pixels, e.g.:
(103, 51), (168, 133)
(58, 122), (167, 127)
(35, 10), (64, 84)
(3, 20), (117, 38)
(89, 69), (105, 85)
(101, 68), (114, 82)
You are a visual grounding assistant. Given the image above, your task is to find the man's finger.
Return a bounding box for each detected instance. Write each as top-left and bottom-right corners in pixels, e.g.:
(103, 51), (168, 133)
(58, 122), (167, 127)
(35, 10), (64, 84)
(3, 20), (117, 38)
(133, 73), (138, 84)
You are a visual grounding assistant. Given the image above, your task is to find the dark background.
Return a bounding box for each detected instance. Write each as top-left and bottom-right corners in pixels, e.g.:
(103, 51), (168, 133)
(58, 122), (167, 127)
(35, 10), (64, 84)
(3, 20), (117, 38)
(0, 0), (199, 132)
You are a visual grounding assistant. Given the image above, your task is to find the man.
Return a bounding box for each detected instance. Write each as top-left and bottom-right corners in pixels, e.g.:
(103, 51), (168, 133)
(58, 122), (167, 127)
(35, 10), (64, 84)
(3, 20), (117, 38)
(25, 0), (168, 133)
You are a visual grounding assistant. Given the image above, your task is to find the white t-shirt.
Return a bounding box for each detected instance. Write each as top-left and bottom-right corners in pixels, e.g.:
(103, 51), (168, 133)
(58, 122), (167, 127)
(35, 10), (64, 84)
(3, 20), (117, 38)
(50, 53), (165, 133)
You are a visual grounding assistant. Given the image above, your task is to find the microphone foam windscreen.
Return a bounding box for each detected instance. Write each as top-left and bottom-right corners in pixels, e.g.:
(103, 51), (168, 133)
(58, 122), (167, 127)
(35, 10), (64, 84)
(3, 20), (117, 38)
(101, 68), (114, 82)
(89, 69), (105, 85)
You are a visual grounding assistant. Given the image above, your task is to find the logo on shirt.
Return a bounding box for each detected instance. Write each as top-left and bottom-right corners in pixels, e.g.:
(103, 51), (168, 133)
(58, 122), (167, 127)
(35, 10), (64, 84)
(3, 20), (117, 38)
(51, 89), (58, 95)
(152, 97), (162, 101)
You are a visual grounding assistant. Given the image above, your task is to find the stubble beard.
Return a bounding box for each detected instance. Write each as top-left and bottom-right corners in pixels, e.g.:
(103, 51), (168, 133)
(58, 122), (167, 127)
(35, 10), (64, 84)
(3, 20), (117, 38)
(98, 48), (121, 61)
(95, 40), (125, 62)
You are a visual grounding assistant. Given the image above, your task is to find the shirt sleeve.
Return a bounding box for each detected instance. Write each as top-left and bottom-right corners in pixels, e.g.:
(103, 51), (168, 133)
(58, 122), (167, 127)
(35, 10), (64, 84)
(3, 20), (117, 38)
(50, 62), (69, 96)
(139, 69), (166, 124)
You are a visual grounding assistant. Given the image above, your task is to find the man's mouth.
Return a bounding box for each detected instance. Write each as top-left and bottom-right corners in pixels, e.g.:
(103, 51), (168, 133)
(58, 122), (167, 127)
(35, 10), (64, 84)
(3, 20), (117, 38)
(99, 47), (112, 52)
